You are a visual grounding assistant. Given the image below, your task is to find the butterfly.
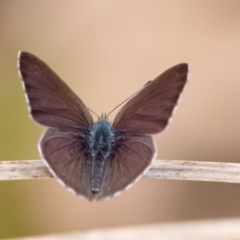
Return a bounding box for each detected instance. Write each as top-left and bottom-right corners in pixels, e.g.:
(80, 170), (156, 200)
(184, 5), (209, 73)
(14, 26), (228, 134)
(18, 51), (188, 201)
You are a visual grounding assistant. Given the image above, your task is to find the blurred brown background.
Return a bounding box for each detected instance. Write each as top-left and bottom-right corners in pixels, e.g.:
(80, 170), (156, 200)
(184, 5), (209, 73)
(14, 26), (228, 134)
(1, 0), (240, 238)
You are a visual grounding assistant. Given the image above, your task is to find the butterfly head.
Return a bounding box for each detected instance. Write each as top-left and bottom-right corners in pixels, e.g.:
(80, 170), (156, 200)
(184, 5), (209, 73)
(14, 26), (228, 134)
(97, 113), (109, 121)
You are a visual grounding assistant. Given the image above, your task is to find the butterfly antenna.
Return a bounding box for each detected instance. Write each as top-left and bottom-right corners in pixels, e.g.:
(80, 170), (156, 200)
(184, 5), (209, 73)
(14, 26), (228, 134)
(106, 82), (150, 118)
(88, 108), (99, 118)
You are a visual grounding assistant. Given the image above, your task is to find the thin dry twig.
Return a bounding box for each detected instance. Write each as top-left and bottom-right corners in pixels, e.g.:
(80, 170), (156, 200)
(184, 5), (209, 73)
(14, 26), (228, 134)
(10, 218), (240, 240)
(1, 159), (240, 184)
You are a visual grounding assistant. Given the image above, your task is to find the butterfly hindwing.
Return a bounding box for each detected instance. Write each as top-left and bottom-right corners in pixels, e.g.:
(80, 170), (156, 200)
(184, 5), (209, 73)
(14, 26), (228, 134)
(40, 128), (95, 200)
(98, 135), (156, 200)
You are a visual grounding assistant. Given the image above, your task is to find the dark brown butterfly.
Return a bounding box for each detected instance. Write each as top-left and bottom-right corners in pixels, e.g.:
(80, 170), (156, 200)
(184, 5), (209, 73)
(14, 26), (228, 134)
(18, 51), (188, 200)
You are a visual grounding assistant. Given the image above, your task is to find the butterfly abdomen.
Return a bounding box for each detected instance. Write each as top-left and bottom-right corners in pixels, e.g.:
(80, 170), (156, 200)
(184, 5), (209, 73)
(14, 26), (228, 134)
(91, 154), (106, 193)
(88, 119), (115, 193)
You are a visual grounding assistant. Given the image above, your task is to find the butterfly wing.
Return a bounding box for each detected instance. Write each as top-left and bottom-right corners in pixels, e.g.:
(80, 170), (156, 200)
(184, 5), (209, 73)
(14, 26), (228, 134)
(18, 51), (93, 132)
(113, 63), (188, 135)
(97, 135), (156, 200)
(40, 128), (95, 200)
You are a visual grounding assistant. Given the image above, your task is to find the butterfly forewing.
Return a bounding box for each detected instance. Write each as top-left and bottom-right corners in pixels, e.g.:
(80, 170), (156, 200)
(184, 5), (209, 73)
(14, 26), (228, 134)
(18, 51), (93, 132)
(113, 63), (188, 135)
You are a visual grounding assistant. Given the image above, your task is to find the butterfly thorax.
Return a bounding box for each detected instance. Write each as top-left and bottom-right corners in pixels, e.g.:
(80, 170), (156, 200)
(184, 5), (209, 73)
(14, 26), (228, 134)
(88, 118), (115, 193)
